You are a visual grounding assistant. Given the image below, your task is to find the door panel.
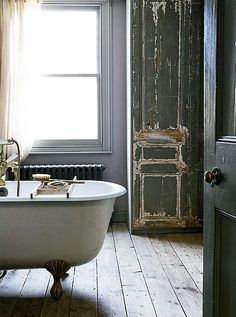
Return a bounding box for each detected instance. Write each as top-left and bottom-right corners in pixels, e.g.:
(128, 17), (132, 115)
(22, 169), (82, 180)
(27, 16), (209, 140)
(215, 142), (236, 214)
(204, 0), (236, 316)
(131, 0), (203, 232)
(221, 0), (236, 136)
(215, 211), (236, 317)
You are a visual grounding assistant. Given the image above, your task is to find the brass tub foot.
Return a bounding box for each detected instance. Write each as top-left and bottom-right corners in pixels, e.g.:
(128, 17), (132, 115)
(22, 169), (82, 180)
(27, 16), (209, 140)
(45, 259), (71, 300)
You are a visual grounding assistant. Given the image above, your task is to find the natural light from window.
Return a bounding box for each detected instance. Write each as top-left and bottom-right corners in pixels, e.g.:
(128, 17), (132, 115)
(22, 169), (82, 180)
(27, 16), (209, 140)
(35, 8), (99, 140)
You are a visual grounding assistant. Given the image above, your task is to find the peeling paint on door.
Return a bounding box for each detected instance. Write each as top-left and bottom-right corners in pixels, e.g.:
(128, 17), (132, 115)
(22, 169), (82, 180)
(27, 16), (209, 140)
(130, 0), (203, 232)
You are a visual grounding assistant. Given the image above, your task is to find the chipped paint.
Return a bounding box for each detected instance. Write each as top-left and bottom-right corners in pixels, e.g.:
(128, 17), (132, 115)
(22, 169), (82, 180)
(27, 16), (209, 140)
(183, 0), (192, 14)
(133, 218), (187, 229)
(134, 128), (186, 144)
(132, 143), (140, 183)
(151, 1), (167, 27)
(131, 0), (203, 232)
(134, 213), (202, 229)
(174, 1), (180, 13)
(166, 57), (172, 89)
(144, 211), (167, 218)
(180, 215), (202, 228)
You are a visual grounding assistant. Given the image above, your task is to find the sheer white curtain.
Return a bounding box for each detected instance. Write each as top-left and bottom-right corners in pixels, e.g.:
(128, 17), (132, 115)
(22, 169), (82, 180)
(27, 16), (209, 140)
(0, 0), (41, 160)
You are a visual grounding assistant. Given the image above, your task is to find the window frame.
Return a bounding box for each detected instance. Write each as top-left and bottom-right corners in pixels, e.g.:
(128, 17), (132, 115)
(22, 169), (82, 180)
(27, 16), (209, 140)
(31, 0), (112, 154)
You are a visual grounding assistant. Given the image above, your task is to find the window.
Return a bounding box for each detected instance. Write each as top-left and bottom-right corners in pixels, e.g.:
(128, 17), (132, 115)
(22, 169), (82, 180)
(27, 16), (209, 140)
(32, 0), (112, 153)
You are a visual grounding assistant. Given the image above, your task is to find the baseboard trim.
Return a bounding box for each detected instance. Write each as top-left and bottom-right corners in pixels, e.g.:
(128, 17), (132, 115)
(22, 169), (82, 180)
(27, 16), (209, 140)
(130, 227), (203, 235)
(110, 213), (203, 233)
(111, 211), (128, 223)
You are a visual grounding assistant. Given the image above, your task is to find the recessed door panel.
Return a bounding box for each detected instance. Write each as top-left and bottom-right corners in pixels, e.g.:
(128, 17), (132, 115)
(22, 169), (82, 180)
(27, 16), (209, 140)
(204, 0), (236, 316)
(215, 211), (236, 317)
(142, 175), (177, 218)
(221, 0), (236, 136)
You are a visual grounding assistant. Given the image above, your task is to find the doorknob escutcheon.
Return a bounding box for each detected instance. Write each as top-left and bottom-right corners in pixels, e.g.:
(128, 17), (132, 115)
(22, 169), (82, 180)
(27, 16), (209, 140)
(204, 167), (222, 186)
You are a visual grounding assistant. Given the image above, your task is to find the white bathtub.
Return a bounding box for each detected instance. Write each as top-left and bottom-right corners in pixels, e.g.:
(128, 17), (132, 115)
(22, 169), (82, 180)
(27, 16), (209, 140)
(0, 180), (126, 299)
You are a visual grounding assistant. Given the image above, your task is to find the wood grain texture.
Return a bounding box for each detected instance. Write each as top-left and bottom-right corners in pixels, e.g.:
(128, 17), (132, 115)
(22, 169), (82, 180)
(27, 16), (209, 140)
(70, 260), (97, 317)
(203, 0), (217, 316)
(149, 234), (202, 317)
(112, 224), (157, 317)
(0, 225), (203, 317)
(97, 227), (127, 316)
(130, 0), (204, 231)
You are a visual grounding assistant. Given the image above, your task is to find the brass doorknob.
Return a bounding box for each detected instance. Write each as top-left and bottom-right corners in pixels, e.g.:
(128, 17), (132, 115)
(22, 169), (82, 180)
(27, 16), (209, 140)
(204, 167), (222, 186)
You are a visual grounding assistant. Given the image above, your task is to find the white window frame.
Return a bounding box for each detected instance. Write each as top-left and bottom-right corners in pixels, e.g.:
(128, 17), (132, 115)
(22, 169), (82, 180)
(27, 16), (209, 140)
(31, 0), (112, 154)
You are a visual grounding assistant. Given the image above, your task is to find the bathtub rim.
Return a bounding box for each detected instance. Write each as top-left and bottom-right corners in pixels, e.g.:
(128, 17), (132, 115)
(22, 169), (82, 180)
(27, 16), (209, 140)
(0, 180), (127, 202)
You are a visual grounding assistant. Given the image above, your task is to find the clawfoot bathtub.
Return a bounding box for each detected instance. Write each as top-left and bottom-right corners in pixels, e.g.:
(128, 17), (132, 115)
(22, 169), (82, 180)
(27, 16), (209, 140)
(0, 180), (126, 299)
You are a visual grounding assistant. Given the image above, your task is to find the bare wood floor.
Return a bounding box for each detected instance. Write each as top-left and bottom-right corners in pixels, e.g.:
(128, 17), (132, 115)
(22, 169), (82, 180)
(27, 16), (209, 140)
(0, 224), (203, 317)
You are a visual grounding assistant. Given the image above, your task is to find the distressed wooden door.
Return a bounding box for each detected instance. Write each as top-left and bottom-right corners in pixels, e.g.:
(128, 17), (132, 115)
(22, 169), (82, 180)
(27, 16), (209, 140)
(130, 0), (203, 232)
(204, 0), (236, 316)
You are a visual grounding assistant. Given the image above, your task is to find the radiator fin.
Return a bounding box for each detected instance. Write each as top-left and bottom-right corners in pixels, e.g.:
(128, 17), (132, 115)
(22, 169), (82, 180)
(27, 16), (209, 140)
(6, 164), (105, 181)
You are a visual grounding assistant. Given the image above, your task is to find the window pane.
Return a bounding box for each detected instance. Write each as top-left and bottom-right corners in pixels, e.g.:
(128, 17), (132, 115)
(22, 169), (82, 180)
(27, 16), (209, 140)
(35, 77), (98, 139)
(39, 9), (98, 74)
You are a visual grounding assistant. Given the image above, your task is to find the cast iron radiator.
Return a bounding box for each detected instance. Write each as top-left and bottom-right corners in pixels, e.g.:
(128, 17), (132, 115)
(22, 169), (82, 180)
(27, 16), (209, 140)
(6, 164), (105, 181)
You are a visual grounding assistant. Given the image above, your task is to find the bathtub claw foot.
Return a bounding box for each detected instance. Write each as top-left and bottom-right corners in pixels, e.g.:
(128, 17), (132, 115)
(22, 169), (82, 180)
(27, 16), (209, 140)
(45, 259), (71, 300)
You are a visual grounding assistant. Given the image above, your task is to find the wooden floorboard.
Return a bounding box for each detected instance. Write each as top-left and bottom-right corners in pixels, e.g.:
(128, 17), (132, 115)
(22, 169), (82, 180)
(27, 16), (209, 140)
(69, 260), (97, 317)
(131, 232), (186, 317)
(0, 225), (203, 317)
(0, 269), (30, 317)
(113, 224), (157, 317)
(167, 234), (203, 293)
(149, 234), (202, 317)
(97, 227), (127, 317)
(11, 268), (50, 317)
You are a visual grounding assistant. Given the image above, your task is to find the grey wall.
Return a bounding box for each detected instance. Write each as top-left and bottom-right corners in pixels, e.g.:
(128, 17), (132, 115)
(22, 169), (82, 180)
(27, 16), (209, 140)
(24, 0), (128, 216)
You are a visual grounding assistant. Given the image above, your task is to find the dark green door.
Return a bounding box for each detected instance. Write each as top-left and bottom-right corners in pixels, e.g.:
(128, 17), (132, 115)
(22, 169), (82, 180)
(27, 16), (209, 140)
(204, 0), (236, 316)
(130, 0), (203, 233)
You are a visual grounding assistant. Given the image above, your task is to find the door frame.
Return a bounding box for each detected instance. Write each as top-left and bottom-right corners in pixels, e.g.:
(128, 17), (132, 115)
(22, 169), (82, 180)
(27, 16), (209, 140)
(203, 0), (217, 316)
(203, 0), (219, 315)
